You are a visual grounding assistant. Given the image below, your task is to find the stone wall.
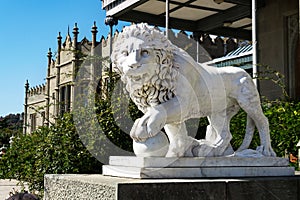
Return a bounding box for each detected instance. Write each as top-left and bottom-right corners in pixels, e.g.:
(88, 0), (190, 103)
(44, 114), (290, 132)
(258, 0), (299, 99)
(26, 85), (46, 132)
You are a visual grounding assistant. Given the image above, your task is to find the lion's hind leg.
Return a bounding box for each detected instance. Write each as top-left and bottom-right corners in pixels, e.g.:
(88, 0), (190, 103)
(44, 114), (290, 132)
(234, 76), (276, 157)
(237, 99), (276, 157)
(206, 109), (237, 156)
(236, 115), (255, 152)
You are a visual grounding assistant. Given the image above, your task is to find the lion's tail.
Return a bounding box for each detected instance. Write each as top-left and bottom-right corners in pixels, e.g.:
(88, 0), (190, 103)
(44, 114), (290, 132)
(237, 115), (255, 151)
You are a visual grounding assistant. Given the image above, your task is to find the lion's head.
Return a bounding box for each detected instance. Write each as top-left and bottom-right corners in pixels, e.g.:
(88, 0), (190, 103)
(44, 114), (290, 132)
(111, 23), (180, 112)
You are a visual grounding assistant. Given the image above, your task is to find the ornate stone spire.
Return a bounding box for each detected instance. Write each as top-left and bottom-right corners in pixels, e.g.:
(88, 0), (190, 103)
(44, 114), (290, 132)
(45, 48), (52, 127)
(72, 23), (79, 50)
(47, 48), (52, 77)
(57, 32), (62, 64)
(63, 25), (72, 49)
(91, 21), (98, 49)
(23, 80), (30, 134)
(47, 48), (52, 66)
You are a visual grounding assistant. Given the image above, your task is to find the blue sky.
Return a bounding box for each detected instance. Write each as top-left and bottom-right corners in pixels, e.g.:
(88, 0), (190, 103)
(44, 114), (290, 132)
(0, 0), (129, 116)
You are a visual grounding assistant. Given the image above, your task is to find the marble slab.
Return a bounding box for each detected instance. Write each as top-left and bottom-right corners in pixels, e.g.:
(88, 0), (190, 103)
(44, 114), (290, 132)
(109, 156), (290, 168)
(103, 156), (294, 179)
(103, 165), (295, 179)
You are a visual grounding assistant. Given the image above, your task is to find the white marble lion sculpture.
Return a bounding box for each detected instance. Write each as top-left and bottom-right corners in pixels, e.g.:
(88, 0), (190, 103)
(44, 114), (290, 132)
(111, 23), (276, 157)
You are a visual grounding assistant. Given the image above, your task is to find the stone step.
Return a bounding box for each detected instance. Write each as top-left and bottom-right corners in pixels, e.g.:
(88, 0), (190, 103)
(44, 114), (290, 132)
(103, 165), (295, 179)
(109, 156), (290, 168)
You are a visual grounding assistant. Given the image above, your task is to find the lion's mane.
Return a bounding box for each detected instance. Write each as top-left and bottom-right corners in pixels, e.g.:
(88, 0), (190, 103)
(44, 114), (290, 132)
(112, 23), (181, 112)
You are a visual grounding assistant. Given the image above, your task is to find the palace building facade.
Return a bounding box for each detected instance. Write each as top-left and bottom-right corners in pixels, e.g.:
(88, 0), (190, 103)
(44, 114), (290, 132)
(23, 22), (110, 134)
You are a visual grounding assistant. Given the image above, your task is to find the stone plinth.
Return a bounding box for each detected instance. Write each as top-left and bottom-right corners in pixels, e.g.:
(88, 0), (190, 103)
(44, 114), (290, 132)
(102, 156), (294, 178)
(44, 174), (300, 200)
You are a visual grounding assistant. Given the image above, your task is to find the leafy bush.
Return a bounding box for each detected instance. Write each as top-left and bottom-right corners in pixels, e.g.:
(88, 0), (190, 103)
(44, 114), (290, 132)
(0, 113), (101, 194)
(265, 100), (300, 157)
(230, 100), (300, 159)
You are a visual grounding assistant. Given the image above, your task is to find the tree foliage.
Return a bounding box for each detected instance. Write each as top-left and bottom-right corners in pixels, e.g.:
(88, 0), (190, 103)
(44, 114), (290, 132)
(0, 113), (101, 194)
(0, 114), (23, 147)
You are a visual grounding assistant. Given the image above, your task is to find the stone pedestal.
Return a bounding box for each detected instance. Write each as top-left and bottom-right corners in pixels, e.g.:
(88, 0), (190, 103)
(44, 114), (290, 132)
(44, 174), (300, 200)
(102, 156), (294, 178)
(44, 157), (296, 199)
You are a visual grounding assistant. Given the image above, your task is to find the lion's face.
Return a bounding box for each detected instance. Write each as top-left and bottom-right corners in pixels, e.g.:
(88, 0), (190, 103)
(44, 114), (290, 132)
(112, 24), (178, 112)
(114, 37), (160, 89)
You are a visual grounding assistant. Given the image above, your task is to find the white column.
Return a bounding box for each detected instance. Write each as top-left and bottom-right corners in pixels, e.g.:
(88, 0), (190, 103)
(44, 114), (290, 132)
(252, 0), (257, 86)
(165, 0), (169, 39)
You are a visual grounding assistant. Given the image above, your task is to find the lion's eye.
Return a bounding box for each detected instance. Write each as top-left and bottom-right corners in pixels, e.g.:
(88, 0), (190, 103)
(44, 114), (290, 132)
(141, 50), (149, 57)
(121, 50), (129, 56)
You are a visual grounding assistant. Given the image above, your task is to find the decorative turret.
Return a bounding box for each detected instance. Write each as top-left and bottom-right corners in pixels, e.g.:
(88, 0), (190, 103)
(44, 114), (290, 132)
(90, 21), (99, 86)
(91, 21), (98, 50)
(57, 32), (62, 64)
(47, 48), (52, 76)
(23, 80), (29, 134)
(63, 26), (72, 50)
(55, 32), (62, 118)
(46, 48), (52, 126)
(72, 23), (79, 50)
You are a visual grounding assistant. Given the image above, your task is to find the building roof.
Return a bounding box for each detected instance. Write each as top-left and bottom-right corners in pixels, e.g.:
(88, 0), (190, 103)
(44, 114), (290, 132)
(206, 44), (252, 69)
(102, 0), (265, 40)
(226, 43), (252, 57)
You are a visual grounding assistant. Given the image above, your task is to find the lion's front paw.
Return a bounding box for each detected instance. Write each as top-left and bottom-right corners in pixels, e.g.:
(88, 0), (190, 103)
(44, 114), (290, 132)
(256, 145), (276, 157)
(144, 106), (167, 136)
(130, 118), (150, 142)
(131, 107), (167, 142)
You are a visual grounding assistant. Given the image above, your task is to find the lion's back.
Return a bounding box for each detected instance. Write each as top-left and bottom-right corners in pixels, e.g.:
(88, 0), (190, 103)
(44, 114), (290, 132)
(218, 66), (257, 99)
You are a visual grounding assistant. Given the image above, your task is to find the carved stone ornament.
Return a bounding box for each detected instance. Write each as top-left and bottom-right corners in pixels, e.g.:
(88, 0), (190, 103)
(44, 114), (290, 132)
(111, 23), (276, 158)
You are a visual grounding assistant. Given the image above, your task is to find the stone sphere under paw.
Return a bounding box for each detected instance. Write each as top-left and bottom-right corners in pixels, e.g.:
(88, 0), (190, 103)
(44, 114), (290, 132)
(133, 131), (169, 157)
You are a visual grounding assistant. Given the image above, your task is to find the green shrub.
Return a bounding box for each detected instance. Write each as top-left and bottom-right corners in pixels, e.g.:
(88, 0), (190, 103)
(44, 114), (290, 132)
(0, 113), (101, 194)
(265, 100), (300, 157)
(0, 114), (23, 147)
(230, 100), (300, 159)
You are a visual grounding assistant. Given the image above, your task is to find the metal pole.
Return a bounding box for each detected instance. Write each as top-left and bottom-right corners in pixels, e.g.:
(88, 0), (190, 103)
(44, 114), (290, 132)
(165, 0), (169, 39)
(105, 16), (118, 94)
(109, 24), (113, 78)
(252, 0), (257, 86)
(193, 32), (201, 63)
(108, 24), (113, 94)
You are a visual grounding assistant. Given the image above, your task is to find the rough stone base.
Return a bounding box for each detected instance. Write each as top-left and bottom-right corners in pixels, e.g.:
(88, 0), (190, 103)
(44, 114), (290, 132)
(44, 174), (300, 200)
(103, 156), (295, 178)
